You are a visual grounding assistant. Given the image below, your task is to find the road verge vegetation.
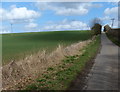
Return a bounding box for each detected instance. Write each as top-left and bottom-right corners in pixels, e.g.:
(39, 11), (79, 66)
(106, 33), (120, 47)
(104, 25), (120, 47)
(24, 35), (100, 91)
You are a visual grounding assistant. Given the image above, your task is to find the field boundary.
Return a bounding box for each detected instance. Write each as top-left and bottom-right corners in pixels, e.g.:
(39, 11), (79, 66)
(3, 31), (91, 65)
(106, 33), (120, 47)
(68, 35), (101, 90)
(2, 36), (93, 90)
(23, 35), (100, 90)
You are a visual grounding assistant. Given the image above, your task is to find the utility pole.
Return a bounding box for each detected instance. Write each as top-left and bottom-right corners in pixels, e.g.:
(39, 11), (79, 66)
(111, 18), (115, 28)
(10, 23), (13, 33)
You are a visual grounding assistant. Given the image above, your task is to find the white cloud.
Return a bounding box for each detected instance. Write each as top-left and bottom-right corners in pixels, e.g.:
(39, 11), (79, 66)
(0, 5), (40, 21)
(10, 19), (35, 24)
(7, 7), (40, 19)
(0, 26), (10, 34)
(100, 16), (111, 21)
(41, 19), (90, 31)
(104, 20), (118, 28)
(0, 8), (7, 21)
(103, 6), (119, 28)
(1, 5), (41, 33)
(24, 22), (39, 32)
(36, 2), (102, 16)
(104, 7), (118, 15)
(25, 23), (38, 28)
(55, 7), (88, 16)
(0, 30), (10, 34)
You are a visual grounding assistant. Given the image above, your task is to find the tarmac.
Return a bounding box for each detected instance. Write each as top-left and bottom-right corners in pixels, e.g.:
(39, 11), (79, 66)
(85, 33), (119, 90)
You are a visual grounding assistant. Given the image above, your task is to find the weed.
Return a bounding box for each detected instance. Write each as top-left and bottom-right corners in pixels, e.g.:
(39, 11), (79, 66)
(36, 79), (46, 82)
(25, 35), (100, 90)
(47, 67), (54, 71)
(26, 84), (38, 90)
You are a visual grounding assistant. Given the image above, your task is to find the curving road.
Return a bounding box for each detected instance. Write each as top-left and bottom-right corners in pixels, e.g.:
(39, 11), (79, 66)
(84, 33), (119, 90)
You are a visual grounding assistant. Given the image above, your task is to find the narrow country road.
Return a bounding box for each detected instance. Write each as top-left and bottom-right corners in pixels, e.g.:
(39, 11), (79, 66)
(84, 33), (119, 90)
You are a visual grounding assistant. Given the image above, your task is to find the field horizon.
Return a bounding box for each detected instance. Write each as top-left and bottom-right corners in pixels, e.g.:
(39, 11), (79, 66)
(2, 30), (91, 65)
(1, 30), (89, 35)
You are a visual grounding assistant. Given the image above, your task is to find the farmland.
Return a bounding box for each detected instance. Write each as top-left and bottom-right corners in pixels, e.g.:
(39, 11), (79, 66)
(2, 31), (91, 64)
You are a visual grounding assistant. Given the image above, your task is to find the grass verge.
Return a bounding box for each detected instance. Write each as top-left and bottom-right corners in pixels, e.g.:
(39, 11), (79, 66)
(106, 33), (120, 47)
(24, 35), (100, 91)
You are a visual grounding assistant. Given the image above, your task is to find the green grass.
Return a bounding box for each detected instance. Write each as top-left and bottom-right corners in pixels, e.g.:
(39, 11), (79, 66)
(106, 33), (120, 47)
(25, 35), (100, 91)
(2, 31), (91, 64)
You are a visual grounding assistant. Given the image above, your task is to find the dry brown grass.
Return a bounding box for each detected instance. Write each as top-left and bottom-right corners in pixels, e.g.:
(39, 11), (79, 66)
(2, 38), (94, 90)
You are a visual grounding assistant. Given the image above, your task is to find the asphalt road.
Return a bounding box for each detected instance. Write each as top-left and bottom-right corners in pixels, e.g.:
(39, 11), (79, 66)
(85, 33), (119, 90)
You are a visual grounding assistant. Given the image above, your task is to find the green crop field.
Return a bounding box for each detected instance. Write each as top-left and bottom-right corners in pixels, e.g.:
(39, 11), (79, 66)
(2, 31), (91, 64)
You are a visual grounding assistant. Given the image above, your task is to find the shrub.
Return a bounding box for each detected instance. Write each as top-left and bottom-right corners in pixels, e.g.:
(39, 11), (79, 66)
(91, 23), (102, 35)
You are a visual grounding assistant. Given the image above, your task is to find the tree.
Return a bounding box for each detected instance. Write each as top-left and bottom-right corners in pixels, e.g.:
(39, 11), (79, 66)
(90, 18), (102, 35)
(89, 18), (102, 29)
(91, 23), (102, 35)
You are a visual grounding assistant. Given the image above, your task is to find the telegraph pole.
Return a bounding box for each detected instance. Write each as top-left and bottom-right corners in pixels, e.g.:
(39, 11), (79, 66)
(10, 23), (13, 33)
(111, 18), (115, 28)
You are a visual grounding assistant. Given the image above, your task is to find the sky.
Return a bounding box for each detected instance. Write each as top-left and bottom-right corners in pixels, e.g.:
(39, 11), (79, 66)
(0, 1), (119, 33)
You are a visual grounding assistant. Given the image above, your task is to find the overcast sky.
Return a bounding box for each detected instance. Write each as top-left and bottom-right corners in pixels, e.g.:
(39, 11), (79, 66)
(0, 1), (119, 33)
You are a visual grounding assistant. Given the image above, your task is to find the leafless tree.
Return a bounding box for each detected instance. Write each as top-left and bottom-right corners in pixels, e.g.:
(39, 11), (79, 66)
(89, 17), (102, 29)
